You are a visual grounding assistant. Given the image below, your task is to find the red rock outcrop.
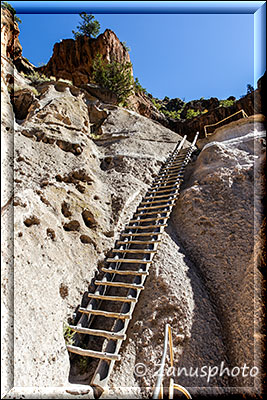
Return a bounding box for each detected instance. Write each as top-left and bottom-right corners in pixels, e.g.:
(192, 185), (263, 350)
(38, 29), (132, 86)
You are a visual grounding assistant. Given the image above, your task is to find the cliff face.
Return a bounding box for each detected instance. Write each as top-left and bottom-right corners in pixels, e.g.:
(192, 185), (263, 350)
(1, 7), (22, 61)
(172, 115), (265, 390)
(1, 7), (35, 74)
(38, 29), (132, 86)
(170, 87), (263, 141)
(1, 9), (266, 399)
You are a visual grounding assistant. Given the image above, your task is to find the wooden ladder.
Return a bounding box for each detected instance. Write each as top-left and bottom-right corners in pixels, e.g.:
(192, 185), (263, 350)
(66, 132), (199, 396)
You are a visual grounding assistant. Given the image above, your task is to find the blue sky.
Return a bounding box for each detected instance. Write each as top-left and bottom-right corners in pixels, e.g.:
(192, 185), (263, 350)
(9, 2), (264, 101)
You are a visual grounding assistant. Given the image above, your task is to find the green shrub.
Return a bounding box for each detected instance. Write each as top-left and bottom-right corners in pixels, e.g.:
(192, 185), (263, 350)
(121, 41), (131, 52)
(30, 87), (40, 96)
(186, 109), (201, 119)
(1, 1), (21, 23)
(23, 71), (50, 85)
(63, 323), (75, 346)
(219, 99), (235, 107)
(151, 98), (161, 110)
(134, 77), (147, 94)
(92, 53), (134, 105)
(72, 13), (100, 39)
(161, 109), (181, 120)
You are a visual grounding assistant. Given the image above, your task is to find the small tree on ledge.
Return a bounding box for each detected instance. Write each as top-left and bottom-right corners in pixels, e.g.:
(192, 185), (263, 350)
(92, 53), (134, 106)
(72, 13), (100, 39)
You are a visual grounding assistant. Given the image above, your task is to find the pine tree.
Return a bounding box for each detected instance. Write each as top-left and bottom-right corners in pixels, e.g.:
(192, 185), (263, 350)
(72, 13), (100, 39)
(92, 54), (134, 105)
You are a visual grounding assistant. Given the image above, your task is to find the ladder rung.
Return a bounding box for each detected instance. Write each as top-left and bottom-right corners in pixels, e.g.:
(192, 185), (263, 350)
(143, 192), (178, 199)
(79, 307), (131, 319)
(148, 187), (179, 194)
(102, 267), (149, 276)
(152, 177), (181, 184)
(125, 223), (167, 229)
(121, 231), (162, 236)
(134, 210), (169, 216)
(171, 160), (186, 164)
(151, 183), (179, 189)
(116, 240), (161, 245)
(137, 203), (174, 211)
(157, 167), (185, 175)
(162, 164), (184, 171)
(152, 178), (180, 186)
(170, 156), (186, 161)
(167, 165), (185, 170)
(112, 248), (156, 253)
(88, 293), (137, 302)
(157, 171), (184, 177)
(160, 164), (183, 173)
(67, 345), (121, 361)
(129, 214), (170, 223)
(68, 325), (127, 340)
(140, 198), (176, 205)
(107, 258), (152, 264)
(94, 280), (145, 290)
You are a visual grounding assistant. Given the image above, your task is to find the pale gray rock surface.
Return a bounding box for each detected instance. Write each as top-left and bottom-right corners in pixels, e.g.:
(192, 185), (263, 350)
(172, 118), (265, 393)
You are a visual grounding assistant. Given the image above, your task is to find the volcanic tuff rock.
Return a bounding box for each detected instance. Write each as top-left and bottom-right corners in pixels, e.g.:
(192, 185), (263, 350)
(172, 116), (266, 390)
(1, 7), (21, 61)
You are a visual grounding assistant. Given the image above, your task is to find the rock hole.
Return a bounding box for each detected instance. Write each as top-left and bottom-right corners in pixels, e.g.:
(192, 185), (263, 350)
(61, 201), (72, 217)
(82, 210), (97, 229)
(47, 228), (56, 240)
(24, 216), (40, 227)
(59, 283), (69, 299)
(63, 220), (80, 231)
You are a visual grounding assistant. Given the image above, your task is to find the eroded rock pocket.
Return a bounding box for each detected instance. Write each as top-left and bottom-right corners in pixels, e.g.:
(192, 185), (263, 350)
(80, 235), (96, 247)
(61, 201), (72, 218)
(63, 220), (80, 231)
(81, 210), (97, 229)
(24, 215), (40, 227)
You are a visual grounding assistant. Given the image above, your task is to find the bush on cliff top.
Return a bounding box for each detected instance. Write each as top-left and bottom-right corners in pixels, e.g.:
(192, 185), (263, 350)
(92, 53), (134, 105)
(72, 13), (100, 39)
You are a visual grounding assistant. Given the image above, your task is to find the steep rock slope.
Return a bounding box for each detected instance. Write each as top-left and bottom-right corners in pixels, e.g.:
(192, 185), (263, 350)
(2, 55), (231, 400)
(172, 116), (266, 393)
(4, 36), (209, 397)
